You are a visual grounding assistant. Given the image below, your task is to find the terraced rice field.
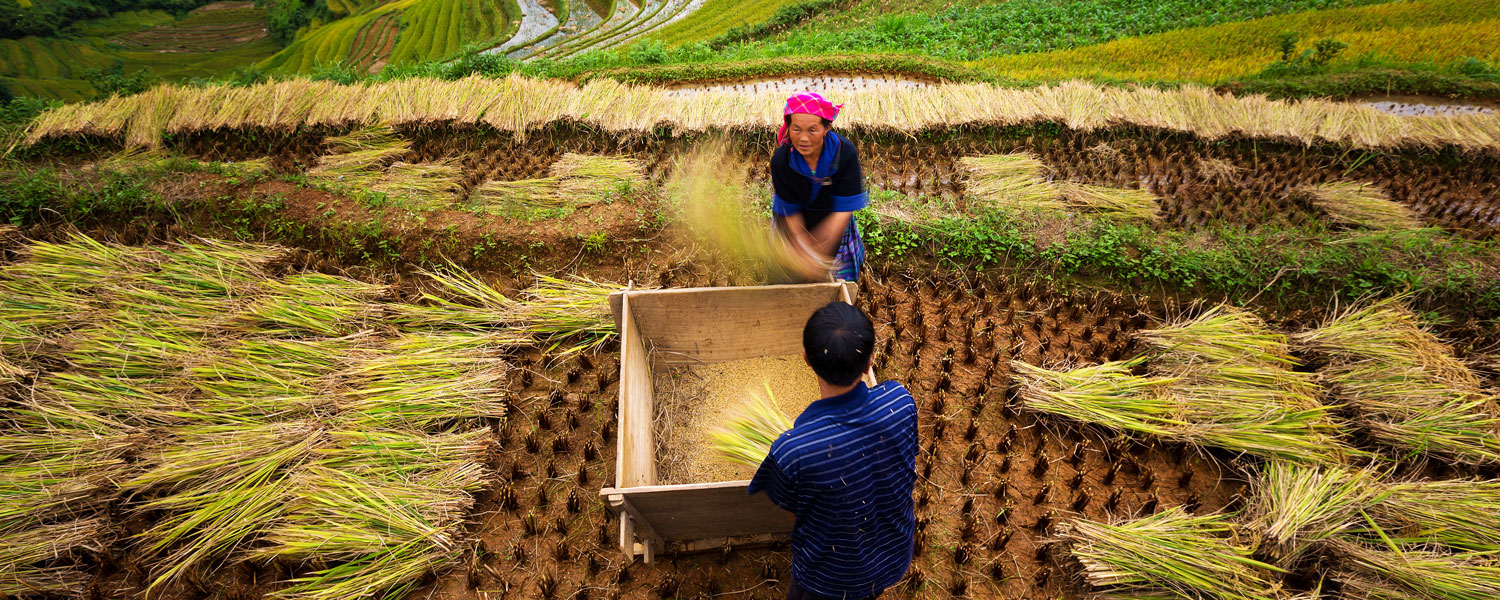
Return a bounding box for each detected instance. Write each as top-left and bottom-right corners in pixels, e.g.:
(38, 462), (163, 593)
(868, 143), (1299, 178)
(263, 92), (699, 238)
(110, 2), (269, 53)
(7, 43), (1500, 600)
(258, 0), (520, 73)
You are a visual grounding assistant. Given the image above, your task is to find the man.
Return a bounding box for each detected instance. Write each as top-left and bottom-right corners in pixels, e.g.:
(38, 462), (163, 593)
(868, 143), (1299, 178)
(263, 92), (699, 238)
(748, 301), (918, 600)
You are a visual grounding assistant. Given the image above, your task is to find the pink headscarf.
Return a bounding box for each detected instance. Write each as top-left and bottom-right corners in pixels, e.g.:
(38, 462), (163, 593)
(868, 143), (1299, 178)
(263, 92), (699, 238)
(777, 91), (844, 145)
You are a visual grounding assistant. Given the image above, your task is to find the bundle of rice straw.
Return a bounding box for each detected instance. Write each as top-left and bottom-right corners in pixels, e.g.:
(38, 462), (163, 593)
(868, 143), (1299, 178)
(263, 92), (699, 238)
(1141, 305), (1352, 465)
(1293, 297), (1500, 465)
(1243, 461), (1388, 562)
(1060, 507), (1284, 600)
(710, 383), (792, 466)
(1298, 182), (1421, 231)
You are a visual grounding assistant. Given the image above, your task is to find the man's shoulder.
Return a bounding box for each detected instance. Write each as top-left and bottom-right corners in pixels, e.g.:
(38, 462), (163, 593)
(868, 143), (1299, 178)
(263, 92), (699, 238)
(870, 380), (914, 406)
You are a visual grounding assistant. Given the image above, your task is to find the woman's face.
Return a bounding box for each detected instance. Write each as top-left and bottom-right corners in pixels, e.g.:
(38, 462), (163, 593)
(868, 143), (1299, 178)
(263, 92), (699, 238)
(788, 113), (828, 156)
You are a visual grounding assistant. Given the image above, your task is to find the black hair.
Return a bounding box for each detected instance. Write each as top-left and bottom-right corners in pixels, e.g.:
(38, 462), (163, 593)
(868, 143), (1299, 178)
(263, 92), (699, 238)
(803, 301), (874, 387)
(783, 114), (833, 128)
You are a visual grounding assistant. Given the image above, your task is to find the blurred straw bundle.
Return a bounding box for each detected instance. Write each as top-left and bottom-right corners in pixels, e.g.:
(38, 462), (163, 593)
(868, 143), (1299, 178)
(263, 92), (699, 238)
(710, 383), (793, 466)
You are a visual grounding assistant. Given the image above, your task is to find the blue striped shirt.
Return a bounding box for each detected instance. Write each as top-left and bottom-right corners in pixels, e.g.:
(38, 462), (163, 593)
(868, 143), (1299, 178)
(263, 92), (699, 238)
(748, 381), (918, 599)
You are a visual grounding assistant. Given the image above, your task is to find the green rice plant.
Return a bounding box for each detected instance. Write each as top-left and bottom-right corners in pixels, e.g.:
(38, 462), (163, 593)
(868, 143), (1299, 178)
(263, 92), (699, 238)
(8, 233), (158, 291)
(1244, 462), (1389, 562)
(31, 372), (189, 426)
(93, 146), (173, 172)
(1141, 305), (1353, 464)
(710, 383), (792, 466)
(259, 466), (469, 600)
(389, 266), (519, 331)
(145, 238), (285, 297)
(107, 284), (239, 327)
(468, 154), (642, 214)
(1299, 182), (1422, 231)
(0, 355), (30, 383)
(1010, 359), (1183, 437)
(234, 273), (389, 336)
(188, 337), (356, 406)
(1332, 541), (1500, 600)
(123, 421), (325, 495)
(388, 330), (532, 353)
(369, 160), (463, 208)
(1058, 182), (1162, 222)
(0, 517), (106, 596)
(0, 430), (137, 527)
(1326, 363), (1500, 465)
(313, 429), (492, 482)
(1370, 479), (1500, 552)
(1060, 507), (1285, 600)
(324, 123), (406, 155)
(63, 323), (206, 379)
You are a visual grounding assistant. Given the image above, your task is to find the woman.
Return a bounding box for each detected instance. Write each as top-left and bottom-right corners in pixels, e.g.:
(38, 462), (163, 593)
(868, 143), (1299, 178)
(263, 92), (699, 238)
(771, 91), (868, 282)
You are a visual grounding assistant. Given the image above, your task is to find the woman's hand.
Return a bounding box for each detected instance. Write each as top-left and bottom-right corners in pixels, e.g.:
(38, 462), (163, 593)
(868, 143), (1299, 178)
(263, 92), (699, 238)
(774, 230), (833, 282)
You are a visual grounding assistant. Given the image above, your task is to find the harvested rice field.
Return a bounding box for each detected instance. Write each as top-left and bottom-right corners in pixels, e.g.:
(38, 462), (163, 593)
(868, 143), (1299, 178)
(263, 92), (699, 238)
(6, 65), (1500, 600)
(653, 354), (819, 484)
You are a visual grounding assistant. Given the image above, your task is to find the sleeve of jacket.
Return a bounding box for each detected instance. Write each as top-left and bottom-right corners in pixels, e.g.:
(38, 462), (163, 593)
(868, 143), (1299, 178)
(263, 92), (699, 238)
(746, 439), (801, 514)
(770, 148), (802, 217)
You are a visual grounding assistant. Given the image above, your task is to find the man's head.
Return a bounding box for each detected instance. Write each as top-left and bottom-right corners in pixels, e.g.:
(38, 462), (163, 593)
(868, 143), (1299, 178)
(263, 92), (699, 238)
(802, 301), (874, 387)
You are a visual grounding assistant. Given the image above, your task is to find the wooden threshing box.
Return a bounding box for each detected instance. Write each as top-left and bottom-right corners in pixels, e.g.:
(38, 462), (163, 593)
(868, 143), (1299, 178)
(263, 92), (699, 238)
(600, 282), (870, 561)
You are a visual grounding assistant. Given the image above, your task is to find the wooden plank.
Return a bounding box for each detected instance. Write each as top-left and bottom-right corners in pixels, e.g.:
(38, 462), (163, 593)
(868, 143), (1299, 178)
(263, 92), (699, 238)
(608, 483), (795, 542)
(616, 295), (656, 488)
(624, 283), (846, 365)
(671, 532), (787, 554)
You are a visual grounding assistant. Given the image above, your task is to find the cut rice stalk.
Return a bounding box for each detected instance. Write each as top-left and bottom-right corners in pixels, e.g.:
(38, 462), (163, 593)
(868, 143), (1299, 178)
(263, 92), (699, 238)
(0, 517), (107, 596)
(1058, 181), (1162, 222)
(1372, 479), (1500, 552)
(1293, 297), (1477, 387)
(1333, 541), (1500, 600)
(1141, 305), (1296, 368)
(1010, 360), (1182, 437)
(1061, 507), (1284, 600)
(1299, 182), (1421, 231)
(1244, 462), (1389, 562)
(710, 383), (793, 466)
(262, 467), (469, 600)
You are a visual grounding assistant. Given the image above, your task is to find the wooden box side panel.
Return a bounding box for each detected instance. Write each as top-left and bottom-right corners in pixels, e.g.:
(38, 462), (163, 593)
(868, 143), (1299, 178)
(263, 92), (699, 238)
(616, 295), (656, 488)
(624, 283), (856, 365)
(614, 482), (794, 542)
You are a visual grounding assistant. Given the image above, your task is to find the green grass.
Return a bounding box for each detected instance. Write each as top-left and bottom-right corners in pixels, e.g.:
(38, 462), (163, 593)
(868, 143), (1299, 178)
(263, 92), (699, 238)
(853, 188), (1500, 320)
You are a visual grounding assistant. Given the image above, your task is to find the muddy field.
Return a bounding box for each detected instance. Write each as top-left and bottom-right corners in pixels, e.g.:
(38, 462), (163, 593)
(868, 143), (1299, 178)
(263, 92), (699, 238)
(155, 124), (1500, 237)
